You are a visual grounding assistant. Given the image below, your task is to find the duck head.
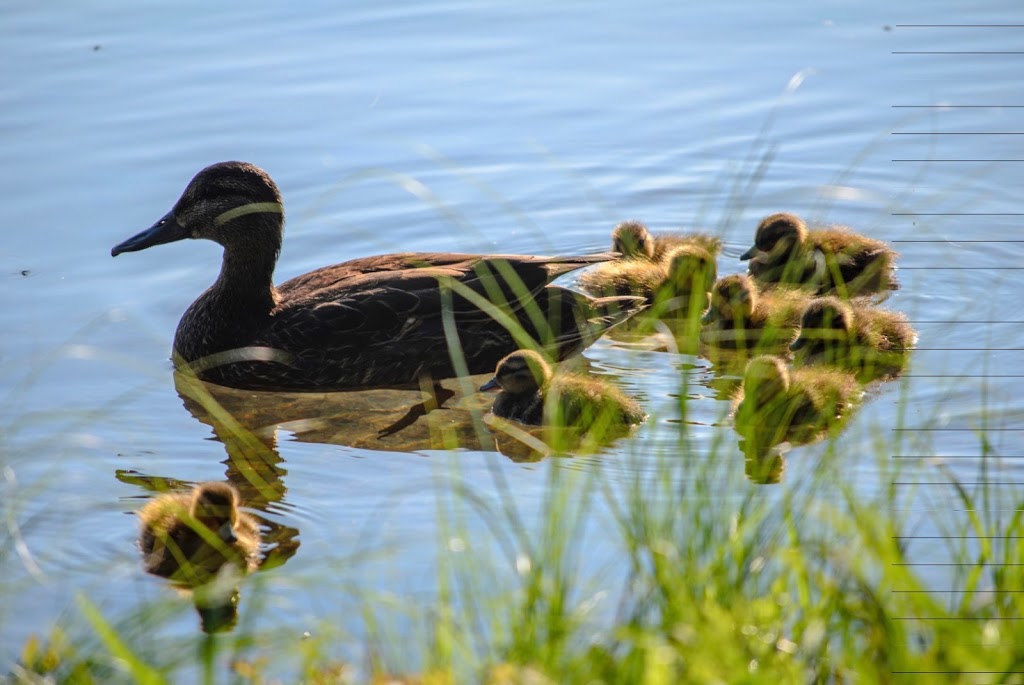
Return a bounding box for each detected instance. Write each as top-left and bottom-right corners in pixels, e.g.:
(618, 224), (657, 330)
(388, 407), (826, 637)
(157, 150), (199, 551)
(611, 220), (655, 260)
(190, 482), (243, 546)
(740, 212), (807, 263)
(663, 242), (712, 313)
(111, 162), (284, 258)
(790, 296), (853, 357)
(480, 349), (552, 395)
(702, 274), (757, 325)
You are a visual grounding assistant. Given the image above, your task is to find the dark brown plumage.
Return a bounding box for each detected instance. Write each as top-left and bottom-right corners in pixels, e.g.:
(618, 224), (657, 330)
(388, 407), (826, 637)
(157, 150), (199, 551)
(138, 482), (260, 587)
(740, 212), (899, 297)
(732, 355), (862, 447)
(111, 162), (646, 391)
(700, 274), (811, 351)
(480, 349), (646, 428)
(790, 296), (917, 381)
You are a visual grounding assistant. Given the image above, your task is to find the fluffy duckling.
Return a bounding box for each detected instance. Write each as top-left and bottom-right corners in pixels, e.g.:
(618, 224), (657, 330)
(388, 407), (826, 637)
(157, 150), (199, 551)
(139, 482), (260, 587)
(790, 296), (916, 381)
(700, 274), (811, 350)
(740, 212), (898, 297)
(733, 355), (861, 447)
(480, 349), (646, 428)
(579, 242), (717, 316)
(611, 220), (722, 262)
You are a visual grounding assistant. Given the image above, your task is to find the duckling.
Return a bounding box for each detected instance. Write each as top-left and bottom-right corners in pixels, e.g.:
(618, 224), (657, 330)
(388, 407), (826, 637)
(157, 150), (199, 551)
(480, 349), (646, 428)
(111, 162), (647, 391)
(579, 243), (716, 317)
(138, 482), (260, 586)
(732, 355), (862, 447)
(700, 274), (811, 351)
(611, 220), (722, 262)
(790, 296), (916, 381)
(740, 212), (898, 296)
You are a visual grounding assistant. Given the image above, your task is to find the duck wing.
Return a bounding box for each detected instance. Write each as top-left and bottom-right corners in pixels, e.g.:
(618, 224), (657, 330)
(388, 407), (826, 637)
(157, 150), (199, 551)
(211, 253), (642, 390)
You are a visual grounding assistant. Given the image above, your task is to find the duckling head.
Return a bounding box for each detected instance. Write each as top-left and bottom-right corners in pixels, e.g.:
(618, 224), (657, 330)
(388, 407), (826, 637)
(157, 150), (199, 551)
(481, 349), (552, 396)
(611, 220), (655, 260)
(742, 355), (791, 410)
(702, 274), (757, 324)
(190, 482), (243, 545)
(659, 244), (716, 301)
(790, 296), (853, 356)
(112, 161), (285, 258)
(740, 212), (807, 262)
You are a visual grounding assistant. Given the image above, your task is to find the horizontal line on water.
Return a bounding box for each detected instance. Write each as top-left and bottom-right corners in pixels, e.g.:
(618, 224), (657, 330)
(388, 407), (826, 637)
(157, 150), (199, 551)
(893, 158), (1024, 161)
(893, 428), (1021, 431)
(893, 239), (1024, 242)
(899, 267), (1024, 269)
(893, 455), (1024, 458)
(895, 24), (1024, 27)
(893, 590), (1024, 593)
(903, 323), (1024, 326)
(904, 347), (1024, 350)
(893, 563), (1024, 566)
(893, 104), (1024, 108)
(893, 131), (1024, 135)
(892, 482), (1024, 485)
(893, 535), (1024, 538)
(893, 51), (1024, 54)
(892, 213), (1024, 217)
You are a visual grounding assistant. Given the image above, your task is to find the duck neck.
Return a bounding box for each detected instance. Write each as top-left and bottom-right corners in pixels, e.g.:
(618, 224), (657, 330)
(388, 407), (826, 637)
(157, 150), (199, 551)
(212, 216), (282, 313)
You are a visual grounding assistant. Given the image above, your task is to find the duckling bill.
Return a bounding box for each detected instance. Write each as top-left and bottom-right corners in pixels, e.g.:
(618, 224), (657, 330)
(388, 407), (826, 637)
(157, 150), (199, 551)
(112, 162), (646, 391)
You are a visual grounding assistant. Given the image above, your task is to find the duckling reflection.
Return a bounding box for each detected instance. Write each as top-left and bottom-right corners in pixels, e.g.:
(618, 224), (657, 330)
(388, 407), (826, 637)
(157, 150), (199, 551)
(732, 355), (861, 449)
(700, 274), (811, 353)
(790, 296), (916, 381)
(138, 482), (260, 632)
(481, 349), (646, 432)
(740, 212), (899, 297)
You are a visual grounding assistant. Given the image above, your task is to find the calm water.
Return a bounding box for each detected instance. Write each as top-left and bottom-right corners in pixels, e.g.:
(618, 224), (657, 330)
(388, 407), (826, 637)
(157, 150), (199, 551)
(2, 0), (1023, 674)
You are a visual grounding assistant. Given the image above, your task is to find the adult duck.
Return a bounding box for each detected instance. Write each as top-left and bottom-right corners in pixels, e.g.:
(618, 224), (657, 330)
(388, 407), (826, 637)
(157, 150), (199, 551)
(112, 162), (645, 391)
(740, 212), (898, 297)
(481, 349), (646, 428)
(790, 296), (916, 381)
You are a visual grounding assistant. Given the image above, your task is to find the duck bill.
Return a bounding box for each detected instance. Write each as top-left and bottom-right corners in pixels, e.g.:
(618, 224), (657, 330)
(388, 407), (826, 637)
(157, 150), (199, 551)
(789, 337), (807, 352)
(700, 306), (717, 325)
(111, 210), (189, 256)
(739, 245), (758, 261)
(479, 377), (500, 392)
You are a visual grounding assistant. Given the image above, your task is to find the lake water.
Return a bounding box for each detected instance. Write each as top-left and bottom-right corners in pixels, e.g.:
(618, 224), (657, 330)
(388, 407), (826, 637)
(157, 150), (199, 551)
(2, 0), (1022, 675)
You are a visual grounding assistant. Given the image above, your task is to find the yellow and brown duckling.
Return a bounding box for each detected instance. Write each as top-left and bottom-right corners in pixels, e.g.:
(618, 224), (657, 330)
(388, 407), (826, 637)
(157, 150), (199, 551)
(138, 482), (260, 587)
(481, 349), (646, 428)
(111, 162), (646, 391)
(611, 219), (722, 262)
(580, 240), (717, 316)
(740, 212), (898, 297)
(732, 355), (862, 447)
(790, 296), (916, 381)
(700, 274), (812, 351)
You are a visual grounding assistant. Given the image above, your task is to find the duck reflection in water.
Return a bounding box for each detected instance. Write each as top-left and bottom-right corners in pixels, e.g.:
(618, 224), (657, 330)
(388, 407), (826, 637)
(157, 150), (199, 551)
(137, 482), (260, 633)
